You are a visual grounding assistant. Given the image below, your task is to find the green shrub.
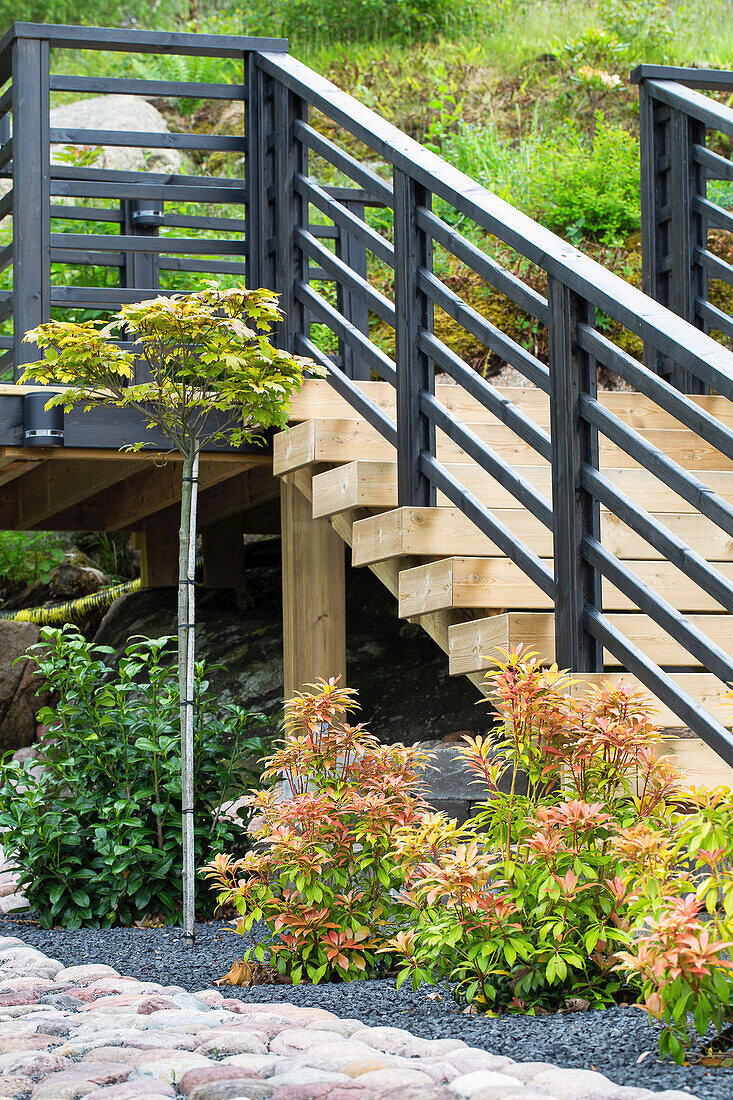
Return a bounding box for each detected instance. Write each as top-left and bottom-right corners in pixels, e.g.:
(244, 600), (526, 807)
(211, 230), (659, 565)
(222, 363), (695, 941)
(442, 113), (640, 244)
(527, 114), (641, 243)
(0, 531), (67, 590)
(0, 626), (270, 928)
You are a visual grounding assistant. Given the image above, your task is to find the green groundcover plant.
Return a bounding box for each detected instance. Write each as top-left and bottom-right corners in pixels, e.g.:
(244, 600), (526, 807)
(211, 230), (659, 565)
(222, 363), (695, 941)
(207, 651), (733, 1063)
(0, 625), (270, 928)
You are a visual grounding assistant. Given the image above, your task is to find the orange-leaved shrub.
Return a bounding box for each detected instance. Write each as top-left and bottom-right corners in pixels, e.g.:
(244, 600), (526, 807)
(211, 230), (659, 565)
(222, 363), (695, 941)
(205, 650), (733, 1063)
(385, 647), (683, 1014)
(204, 677), (432, 984)
(615, 786), (733, 1062)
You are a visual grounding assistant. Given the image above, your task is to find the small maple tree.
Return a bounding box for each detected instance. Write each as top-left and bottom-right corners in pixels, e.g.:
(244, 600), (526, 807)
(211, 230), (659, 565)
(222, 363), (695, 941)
(22, 283), (314, 942)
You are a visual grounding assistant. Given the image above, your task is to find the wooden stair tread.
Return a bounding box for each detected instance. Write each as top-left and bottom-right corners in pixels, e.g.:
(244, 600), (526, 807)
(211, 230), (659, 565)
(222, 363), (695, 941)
(275, 419), (733, 477)
(288, 380), (733, 433)
(349, 505), (733, 565)
(448, 611), (733, 674)
(309, 459), (733, 516)
(398, 556), (733, 616)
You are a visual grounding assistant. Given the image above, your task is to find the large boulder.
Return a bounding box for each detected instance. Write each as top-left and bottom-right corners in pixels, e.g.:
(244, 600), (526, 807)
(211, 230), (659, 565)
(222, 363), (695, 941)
(49, 94), (183, 175)
(0, 623), (51, 754)
(93, 538), (484, 744)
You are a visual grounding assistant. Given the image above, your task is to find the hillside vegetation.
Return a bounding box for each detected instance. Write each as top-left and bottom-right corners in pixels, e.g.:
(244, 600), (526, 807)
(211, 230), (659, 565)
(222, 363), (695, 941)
(2, 0), (731, 378)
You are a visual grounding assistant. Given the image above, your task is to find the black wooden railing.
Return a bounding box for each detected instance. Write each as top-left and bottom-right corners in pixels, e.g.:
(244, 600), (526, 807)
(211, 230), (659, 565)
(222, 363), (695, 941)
(251, 50), (733, 764)
(4, 27), (733, 762)
(634, 65), (733, 392)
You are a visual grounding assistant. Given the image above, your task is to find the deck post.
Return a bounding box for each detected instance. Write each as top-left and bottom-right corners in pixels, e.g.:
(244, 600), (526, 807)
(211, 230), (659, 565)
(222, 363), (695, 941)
(12, 36), (50, 376)
(274, 79), (308, 353)
(638, 79), (708, 393)
(280, 477), (346, 699)
(393, 169), (435, 507)
(548, 278), (603, 674)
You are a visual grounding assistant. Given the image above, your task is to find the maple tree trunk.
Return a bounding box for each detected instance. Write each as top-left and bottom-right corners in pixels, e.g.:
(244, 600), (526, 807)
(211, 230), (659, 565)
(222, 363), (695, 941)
(178, 448), (199, 946)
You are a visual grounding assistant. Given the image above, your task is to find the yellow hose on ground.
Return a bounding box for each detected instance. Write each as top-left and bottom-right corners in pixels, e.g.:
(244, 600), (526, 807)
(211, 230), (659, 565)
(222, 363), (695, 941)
(0, 578), (142, 625)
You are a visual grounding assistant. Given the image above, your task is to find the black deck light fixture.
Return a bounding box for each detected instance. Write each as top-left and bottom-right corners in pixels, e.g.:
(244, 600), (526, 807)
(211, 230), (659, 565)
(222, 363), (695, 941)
(23, 392), (64, 447)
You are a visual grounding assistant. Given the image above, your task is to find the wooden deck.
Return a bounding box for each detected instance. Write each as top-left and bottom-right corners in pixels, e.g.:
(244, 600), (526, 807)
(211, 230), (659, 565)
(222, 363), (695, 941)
(0, 377), (731, 785)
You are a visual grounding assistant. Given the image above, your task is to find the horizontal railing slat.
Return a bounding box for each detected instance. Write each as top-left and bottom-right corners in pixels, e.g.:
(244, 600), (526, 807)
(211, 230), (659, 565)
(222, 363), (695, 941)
(697, 298), (733, 340)
(692, 144), (733, 181)
(295, 174), (394, 266)
(294, 227), (396, 326)
(49, 233), (245, 255)
(418, 330), (551, 460)
(416, 206), (548, 324)
(696, 248), (733, 287)
(49, 74), (247, 99)
(293, 119), (393, 207)
(296, 281), (396, 385)
(49, 127), (246, 153)
(418, 267), (549, 391)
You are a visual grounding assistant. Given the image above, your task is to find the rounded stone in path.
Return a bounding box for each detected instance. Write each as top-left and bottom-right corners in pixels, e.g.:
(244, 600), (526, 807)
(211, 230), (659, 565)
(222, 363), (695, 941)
(350, 1027), (417, 1056)
(188, 1079), (272, 1100)
(129, 1053), (214, 1085)
(448, 1070), (526, 1097)
(270, 1085), (369, 1100)
(380, 1088), (459, 1100)
(305, 1021), (364, 1039)
(54, 965), (121, 984)
(0, 1077), (33, 1097)
(178, 1064), (260, 1094)
(525, 1068), (620, 1098)
(80, 1083), (175, 1100)
(0, 1050), (70, 1075)
(349, 1066), (434, 1090)
(270, 1031), (351, 1057)
(194, 1033), (268, 1057)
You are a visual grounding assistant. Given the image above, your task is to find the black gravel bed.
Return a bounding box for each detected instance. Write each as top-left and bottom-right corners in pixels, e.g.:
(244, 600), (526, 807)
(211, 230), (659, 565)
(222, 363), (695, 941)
(1, 917), (730, 1100)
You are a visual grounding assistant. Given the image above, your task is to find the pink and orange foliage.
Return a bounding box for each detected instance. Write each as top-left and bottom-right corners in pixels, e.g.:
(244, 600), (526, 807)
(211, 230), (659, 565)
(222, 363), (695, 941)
(205, 650), (733, 1062)
(204, 678), (432, 984)
(616, 786), (733, 1061)
(385, 648), (684, 1012)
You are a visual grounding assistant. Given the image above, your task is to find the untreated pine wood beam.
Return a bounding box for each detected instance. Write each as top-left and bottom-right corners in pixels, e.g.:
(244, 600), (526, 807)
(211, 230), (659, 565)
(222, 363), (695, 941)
(103, 458), (263, 531)
(136, 510), (179, 588)
(16, 458), (144, 529)
(280, 475), (346, 699)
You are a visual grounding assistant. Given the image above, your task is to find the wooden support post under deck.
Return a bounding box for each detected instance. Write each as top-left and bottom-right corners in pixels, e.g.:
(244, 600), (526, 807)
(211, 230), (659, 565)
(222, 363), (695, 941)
(280, 477), (346, 699)
(136, 511), (178, 588)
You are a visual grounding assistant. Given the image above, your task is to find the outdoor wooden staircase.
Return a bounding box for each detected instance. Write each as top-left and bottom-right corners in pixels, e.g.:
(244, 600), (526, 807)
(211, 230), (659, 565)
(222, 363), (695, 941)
(282, 381), (733, 787)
